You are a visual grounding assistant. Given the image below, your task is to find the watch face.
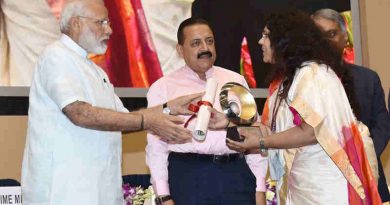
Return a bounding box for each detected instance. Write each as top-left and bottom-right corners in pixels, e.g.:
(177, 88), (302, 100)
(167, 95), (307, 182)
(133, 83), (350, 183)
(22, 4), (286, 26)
(163, 107), (171, 114)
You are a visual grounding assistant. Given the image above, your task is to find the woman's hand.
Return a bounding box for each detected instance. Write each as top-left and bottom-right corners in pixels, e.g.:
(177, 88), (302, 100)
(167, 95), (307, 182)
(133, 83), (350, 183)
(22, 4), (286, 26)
(208, 107), (230, 130)
(226, 127), (261, 152)
(226, 126), (270, 153)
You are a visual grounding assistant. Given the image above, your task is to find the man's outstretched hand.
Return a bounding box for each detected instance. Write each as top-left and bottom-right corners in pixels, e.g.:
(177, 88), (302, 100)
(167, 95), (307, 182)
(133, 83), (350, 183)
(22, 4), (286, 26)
(167, 92), (204, 115)
(141, 106), (191, 144)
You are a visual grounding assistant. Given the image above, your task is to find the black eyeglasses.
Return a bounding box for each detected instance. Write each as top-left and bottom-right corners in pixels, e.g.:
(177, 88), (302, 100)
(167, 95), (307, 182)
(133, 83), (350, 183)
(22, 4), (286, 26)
(77, 16), (111, 28)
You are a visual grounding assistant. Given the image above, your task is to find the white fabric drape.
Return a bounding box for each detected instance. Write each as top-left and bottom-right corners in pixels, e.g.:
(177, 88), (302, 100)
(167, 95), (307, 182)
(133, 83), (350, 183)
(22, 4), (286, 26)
(0, 0), (60, 86)
(0, 4), (9, 85)
(141, 0), (192, 74)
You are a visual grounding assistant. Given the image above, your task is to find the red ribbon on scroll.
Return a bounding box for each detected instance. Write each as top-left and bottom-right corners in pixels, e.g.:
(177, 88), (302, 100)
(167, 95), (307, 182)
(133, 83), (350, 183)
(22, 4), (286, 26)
(184, 101), (213, 128)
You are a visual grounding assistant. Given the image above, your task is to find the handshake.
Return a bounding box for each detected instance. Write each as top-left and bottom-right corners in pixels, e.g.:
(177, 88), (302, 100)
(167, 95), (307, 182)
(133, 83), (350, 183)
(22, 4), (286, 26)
(140, 90), (272, 155)
(136, 92), (204, 144)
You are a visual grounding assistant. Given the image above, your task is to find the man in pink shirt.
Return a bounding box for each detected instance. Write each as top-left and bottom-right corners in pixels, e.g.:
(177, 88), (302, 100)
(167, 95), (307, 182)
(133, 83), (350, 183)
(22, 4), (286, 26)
(146, 18), (267, 205)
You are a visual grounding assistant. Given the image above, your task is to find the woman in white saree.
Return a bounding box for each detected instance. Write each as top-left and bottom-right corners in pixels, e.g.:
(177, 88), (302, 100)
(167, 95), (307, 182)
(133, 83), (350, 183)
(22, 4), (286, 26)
(209, 10), (381, 205)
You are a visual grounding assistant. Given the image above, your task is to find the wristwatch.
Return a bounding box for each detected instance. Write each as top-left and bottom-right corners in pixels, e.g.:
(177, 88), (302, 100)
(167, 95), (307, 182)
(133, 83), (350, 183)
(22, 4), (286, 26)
(259, 136), (268, 156)
(155, 195), (172, 205)
(162, 102), (171, 115)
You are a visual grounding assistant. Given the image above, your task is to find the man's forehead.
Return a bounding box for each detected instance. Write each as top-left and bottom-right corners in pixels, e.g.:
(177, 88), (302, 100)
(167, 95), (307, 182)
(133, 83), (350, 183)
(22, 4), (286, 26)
(84, 2), (108, 16)
(315, 18), (340, 30)
(184, 24), (212, 34)
(189, 35), (214, 41)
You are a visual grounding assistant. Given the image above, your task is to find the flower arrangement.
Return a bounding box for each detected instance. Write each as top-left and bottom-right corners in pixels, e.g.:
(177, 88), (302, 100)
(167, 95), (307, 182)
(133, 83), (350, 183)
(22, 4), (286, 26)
(123, 184), (155, 205)
(266, 179), (277, 205)
(123, 180), (276, 205)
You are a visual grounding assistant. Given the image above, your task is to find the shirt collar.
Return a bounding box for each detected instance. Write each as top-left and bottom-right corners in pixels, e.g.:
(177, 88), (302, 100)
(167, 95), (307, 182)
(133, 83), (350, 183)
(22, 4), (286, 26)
(60, 34), (88, 58)
(183, 65), (215, 81)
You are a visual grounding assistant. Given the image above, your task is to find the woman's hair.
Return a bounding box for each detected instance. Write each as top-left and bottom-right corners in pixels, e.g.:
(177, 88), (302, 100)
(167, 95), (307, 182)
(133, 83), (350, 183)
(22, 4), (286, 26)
(265, 9), (359, 117)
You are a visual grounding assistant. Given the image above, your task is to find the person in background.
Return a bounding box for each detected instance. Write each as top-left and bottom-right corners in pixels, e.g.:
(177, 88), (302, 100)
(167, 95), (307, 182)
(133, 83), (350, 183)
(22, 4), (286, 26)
(191, 0), (351, 89)
(21, 1), (202, 205)
(146, 18), (267, 205)
(209, 10), (382, 204)
(313, 8), (390, 203)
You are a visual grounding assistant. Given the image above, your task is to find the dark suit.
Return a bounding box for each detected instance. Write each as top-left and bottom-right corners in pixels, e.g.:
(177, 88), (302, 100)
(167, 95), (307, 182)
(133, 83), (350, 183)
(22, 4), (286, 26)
(349, 63), (390, 202)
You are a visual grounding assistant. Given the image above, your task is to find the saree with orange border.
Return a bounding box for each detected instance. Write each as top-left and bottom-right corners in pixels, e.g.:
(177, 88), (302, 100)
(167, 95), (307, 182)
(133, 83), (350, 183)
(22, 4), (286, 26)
(261, 62), (381, 205)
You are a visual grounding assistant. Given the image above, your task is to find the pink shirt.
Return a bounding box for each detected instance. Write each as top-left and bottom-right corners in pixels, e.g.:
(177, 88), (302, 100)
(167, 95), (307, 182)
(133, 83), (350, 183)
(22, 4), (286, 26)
(146, 65), (268, 195)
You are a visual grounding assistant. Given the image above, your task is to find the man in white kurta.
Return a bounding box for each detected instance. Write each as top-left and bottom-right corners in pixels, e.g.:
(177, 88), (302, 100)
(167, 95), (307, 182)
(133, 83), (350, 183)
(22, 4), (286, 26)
(21, 1), (201, 204)
(22, 33), (127, 204)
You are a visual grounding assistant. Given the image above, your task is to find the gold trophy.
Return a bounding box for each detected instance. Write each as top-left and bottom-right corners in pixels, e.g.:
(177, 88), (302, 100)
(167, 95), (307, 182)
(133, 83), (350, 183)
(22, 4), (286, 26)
(220, 82), (258, 125)
(219, 82), (258, 141)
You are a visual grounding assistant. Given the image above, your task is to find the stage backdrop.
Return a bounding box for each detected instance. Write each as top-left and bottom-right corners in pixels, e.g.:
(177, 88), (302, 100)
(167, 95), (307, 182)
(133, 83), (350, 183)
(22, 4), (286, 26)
(0, 0), (355, 87)
(0, 0), (165, 87)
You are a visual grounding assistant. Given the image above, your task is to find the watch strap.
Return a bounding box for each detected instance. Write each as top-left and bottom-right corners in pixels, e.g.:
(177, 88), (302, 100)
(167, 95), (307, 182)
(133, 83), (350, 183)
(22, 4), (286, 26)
(163, 102), (168, 109)
(155, 195), (172, 205)
(259, 136), (268, 155)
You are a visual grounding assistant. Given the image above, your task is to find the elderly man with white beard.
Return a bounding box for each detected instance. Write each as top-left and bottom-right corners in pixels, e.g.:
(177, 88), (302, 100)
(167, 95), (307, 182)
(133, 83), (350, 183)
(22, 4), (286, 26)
(21, 1), (202, 205)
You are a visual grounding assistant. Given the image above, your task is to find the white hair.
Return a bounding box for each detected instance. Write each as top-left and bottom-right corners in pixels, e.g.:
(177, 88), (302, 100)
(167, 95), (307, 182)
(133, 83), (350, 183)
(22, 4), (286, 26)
(59, 0), (103, 33)
(312, 8), (347, 34)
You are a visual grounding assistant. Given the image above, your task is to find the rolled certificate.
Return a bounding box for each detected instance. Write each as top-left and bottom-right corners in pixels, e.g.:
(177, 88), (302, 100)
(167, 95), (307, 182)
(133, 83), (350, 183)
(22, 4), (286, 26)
(193, 78), (218, 141)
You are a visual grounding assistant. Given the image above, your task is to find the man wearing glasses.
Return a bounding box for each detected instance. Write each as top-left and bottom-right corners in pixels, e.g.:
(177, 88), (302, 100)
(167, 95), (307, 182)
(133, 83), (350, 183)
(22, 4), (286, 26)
(21, 1), (201, 205)
(313, 8), (390, 203)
